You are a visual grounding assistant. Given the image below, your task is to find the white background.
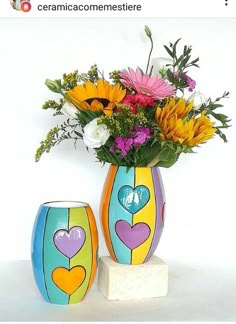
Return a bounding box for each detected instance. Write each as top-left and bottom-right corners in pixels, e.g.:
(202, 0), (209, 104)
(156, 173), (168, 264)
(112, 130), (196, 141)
(0, 18), (236, 272)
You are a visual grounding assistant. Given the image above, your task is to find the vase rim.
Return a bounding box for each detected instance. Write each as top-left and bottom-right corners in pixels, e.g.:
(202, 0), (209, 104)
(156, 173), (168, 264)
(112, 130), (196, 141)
(42, 201), (88, 208)
(111, 165), (157, 169)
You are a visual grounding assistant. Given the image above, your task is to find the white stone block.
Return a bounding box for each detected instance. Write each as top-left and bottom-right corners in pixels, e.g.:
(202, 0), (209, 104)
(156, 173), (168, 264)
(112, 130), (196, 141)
(98, 256), (168, 300)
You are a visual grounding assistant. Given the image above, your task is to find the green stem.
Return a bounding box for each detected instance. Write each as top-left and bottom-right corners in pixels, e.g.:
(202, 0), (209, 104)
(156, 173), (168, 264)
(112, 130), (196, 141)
(100, 146), (120, 165)
(97, 68), (105, 80)
(146, 36), (154, 74)
(147, 156), (160, 168)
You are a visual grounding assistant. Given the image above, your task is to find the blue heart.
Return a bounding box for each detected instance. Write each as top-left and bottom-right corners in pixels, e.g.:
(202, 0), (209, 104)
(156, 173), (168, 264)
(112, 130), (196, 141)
(118, 185), (150, 214)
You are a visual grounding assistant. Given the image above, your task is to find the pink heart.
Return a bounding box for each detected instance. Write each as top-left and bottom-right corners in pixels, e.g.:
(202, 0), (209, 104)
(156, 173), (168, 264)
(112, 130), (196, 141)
(53, 226), (86, 258)
(115, 220), (150, 250)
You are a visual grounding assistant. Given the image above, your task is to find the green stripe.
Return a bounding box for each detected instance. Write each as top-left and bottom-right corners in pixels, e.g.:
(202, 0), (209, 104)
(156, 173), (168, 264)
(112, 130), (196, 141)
(69, 207), (92, 304)
(44, 207), (69, 304)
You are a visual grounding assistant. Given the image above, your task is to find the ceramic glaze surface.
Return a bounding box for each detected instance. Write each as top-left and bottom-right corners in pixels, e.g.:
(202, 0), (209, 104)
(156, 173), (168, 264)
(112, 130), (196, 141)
(31, 203), (98, 304)
(100, 166), (165, 265)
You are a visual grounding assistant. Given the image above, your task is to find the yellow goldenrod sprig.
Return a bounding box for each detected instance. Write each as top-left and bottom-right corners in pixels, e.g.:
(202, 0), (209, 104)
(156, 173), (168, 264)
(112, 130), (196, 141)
(42, 98), (65, 115)
(35, 120), (83, 162)
(35, 127), (59, 162)
(62, 71), (79, 90)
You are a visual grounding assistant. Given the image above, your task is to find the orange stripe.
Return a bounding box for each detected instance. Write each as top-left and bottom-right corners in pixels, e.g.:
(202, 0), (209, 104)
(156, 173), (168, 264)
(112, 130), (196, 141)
(86, 206), (99, 290)
(99, 165), (117, 262)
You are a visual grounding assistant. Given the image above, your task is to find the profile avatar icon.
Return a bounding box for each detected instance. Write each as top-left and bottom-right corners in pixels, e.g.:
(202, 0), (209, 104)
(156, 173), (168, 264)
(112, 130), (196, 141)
(10, 0), (31, 12)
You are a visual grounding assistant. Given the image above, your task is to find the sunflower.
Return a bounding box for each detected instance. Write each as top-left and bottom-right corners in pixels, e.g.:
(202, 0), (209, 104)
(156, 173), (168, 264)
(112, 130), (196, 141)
(155, 98), (216, 146)
(67, 79), (126, 116)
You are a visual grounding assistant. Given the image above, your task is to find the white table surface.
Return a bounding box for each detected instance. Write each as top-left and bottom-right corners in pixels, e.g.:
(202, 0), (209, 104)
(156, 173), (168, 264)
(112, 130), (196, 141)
(0, 260), (235, 322)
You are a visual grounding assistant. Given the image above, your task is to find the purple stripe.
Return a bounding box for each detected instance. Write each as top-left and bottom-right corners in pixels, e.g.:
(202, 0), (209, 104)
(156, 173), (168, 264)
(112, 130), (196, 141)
(145, 167), (165, 261)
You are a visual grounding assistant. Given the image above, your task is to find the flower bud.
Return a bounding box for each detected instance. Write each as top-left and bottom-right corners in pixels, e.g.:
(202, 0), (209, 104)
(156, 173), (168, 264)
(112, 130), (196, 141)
(61, 102), (79, 119)
(151, 57), (173, 76)
(45, 79), (61, 93)
(144, 25), (152, 38)
(188, 91), (208, 110)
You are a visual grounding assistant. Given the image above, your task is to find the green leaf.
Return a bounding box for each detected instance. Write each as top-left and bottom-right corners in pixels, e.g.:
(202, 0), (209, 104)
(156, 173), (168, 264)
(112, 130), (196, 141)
(183, 146), (194, 153)
(179, 55), (190, 69)
(172, 38), (182, 58)
(176, 145), (183, 154)
(173, 54), (184, 67)
(157, 153), (180, 168)
(74, 131), (83, 138)
(158, 147), (176, 161)
(166, 69), (176, 83)
(211, 112), (229, 121)
(164, 45), (174, 58)
(216, 128), (228, 142)
(190, 58), (199, 65)
(207, 103), (224, 111)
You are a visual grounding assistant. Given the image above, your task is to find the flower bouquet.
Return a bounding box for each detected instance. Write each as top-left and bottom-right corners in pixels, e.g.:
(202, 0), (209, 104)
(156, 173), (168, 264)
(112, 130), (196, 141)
(35, 26), (230, 265)
(35, 26), (230, 168)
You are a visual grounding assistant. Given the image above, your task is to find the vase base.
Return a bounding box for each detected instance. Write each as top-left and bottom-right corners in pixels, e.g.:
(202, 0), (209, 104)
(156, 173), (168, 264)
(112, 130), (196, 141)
(98, 255), (168, 300)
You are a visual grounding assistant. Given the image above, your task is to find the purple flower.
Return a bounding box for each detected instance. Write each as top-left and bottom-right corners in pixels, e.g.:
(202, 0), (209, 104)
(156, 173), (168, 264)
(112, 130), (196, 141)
(114, 137), (133, 156)
(115, 137), (133, 150)
(131, 127), (151, 147)
(110, 127), (151, 157)
(173, 72), (196, 92)
(120, 150), (128, 157)
(109, 146), (115, 154)
(115, 137), (124, 150)
(182, 73), (196, 92)
(124, 138), (134, 149)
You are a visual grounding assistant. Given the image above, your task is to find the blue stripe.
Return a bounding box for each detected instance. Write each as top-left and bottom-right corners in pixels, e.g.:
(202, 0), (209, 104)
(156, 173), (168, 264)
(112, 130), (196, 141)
(109, 166), (133, 264)
(44, 207), (69, 305)
(31, 205), (50, 302)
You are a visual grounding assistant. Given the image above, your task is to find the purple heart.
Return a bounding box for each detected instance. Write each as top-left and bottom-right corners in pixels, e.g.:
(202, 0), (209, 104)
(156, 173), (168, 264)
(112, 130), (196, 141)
(115, 220), (150, 250)
(53, 226), (86, 258)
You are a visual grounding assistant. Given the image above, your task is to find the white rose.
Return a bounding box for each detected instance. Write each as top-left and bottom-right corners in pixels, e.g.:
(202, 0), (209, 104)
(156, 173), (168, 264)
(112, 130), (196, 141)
(151, 57), (173, 76)
(61, 103), (79, 119)
(83, 118), (110, 148)
(188, 91), (208, 110)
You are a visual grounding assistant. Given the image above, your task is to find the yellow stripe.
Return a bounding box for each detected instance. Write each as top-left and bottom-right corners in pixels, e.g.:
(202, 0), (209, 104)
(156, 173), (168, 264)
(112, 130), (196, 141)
(132, 168), (156, 264)
(69, 207), (91, 303)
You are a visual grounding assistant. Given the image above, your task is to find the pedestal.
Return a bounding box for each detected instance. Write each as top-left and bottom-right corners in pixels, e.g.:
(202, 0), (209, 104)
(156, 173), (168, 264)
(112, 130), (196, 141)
(98, 256), (168, 300)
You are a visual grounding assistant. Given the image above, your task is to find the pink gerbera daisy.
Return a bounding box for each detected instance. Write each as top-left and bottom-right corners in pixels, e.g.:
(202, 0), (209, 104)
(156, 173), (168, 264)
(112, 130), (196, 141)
(120, 67), (175, 100)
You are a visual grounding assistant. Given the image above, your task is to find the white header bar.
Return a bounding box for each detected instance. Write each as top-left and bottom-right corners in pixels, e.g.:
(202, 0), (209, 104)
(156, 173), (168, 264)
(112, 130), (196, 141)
(0, 0), (235, 17)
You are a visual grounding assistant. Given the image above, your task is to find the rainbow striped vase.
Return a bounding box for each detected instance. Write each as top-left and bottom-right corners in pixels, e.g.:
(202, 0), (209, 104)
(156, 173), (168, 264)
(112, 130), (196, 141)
(31, 201), (98, 305)
(100, 165), (165, 265)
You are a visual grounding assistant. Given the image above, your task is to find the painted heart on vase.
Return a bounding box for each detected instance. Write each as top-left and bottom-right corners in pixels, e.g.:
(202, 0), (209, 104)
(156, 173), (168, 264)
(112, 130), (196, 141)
(53, 226), (86, 258)
(118, 185), (150, 214)
(52, 266), (86, 295)
(115, 220), (151, 249)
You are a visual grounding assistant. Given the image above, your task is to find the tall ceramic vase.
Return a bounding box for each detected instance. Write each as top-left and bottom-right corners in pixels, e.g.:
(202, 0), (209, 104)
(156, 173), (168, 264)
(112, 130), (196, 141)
(31, 201), (98, 305)
(100, 165), (165, 265)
